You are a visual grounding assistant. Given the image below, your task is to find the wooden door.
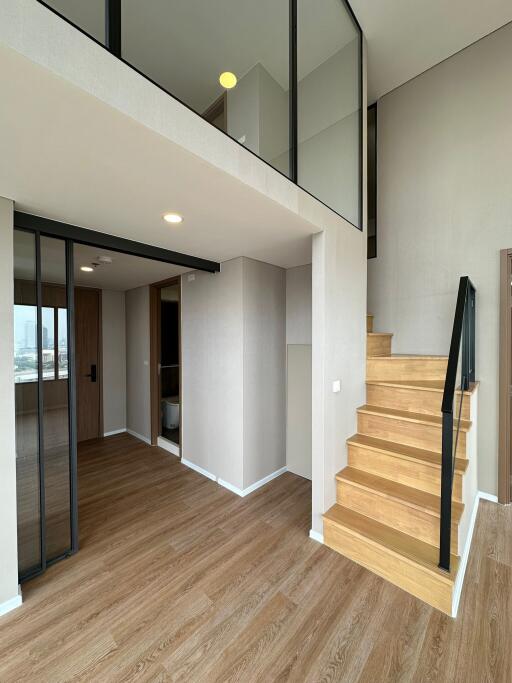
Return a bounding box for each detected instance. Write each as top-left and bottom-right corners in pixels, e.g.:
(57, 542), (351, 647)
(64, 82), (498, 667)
(75, 288), (101, 442)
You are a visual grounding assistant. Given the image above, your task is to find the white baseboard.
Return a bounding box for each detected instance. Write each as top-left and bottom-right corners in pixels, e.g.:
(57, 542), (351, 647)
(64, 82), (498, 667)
(218, 466), (287, 498)
(157, 436), (180, 456)
(451, 490), (499, 617)
(103, 428), (126, 438)
(478, 490), (498, 503)
(309, 529), (324, 544)
(126, 429), (151, 445)
(0, 587), (22, 618)
(181, 458), (216, 482)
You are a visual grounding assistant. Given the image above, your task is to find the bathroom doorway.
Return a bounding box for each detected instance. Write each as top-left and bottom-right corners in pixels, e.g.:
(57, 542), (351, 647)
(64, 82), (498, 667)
(150, 277), (182, 455)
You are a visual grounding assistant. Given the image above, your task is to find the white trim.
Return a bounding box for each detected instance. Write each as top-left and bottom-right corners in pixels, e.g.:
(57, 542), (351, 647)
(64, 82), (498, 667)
(217, 478), (244, 496)
(126, 429), (151, 445)
(103, 428), (126, 437)
(181, 458), (216, 482)
(451, 491), (499, 617)
(157, 436), (180, 456)
(478, 491), (498, 503)
(218, 466), (287, 498)
(309, 529), (324, 544)
(0, 587), (22, 617)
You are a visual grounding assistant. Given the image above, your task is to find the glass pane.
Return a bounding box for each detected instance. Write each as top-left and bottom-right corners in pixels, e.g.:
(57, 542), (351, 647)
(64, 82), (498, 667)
(14, 230), (41, 577)
(297, 0), (361, 225)
(58, 309), (69, 379)
(160, 285), (180, 446)
(43, 0), (106, 44)
(41, 236), (71, 562)
(42, 307), (55, 381)
(121, 0), (290, 176)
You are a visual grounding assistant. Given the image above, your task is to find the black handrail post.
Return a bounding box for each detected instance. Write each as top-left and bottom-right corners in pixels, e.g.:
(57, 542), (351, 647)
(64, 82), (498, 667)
(106, 0), (121, 57)
(469, 284), (476, 383)
(439, 411), (453, 571)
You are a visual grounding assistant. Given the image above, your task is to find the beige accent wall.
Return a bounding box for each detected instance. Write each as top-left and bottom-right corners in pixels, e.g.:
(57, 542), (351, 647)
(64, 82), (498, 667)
(0, 197), (19, 606)
(125, 286), (151, 442)
(368, 22), (512, 495)
(102, 290), (127, 435)
(242, 258), (286, 488)
(181, 257), (286, 491)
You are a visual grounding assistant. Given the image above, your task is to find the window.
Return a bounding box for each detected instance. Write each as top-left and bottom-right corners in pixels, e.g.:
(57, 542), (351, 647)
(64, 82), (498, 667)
(14, 304), (68, 383)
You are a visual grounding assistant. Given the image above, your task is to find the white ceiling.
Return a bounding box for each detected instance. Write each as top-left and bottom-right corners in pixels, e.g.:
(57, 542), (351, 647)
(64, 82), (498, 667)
(13, 233), (186, 290)
(1, 44), (316, 271)
(350, 0), (512, 102)
(73, 245), (186, 290)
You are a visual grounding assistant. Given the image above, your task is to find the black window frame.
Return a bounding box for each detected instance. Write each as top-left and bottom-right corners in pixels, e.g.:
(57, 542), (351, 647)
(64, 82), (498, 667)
(37, 0), (364, 230)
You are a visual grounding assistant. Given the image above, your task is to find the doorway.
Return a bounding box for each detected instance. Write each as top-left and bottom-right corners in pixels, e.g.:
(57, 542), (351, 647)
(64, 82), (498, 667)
(499, 248), (512, 503)
(13, 212), (219, 584)
(150, 278), (182, 455)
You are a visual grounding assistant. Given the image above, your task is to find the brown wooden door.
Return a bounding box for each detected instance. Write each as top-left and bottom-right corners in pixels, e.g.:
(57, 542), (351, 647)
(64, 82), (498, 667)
(75, 288), (101, 442)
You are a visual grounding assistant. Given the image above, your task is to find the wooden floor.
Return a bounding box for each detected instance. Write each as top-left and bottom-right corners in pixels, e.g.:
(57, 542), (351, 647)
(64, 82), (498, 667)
(1, 433), (511, 682)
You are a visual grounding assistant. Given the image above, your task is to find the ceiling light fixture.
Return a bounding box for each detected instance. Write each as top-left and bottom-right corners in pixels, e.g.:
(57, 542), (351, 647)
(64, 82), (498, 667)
(163, 213), (183, 224)
(80, 266), (94, 272)
(219, 71), (237, 89)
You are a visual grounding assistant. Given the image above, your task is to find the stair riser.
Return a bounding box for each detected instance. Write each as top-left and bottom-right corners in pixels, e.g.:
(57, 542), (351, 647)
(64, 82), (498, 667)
(348, 444), (463, 500)
(337, 480), (459, 554)
(357, 412), (467, 458)
(367, 335), (392, 357)
(366, 384), (471, 421)
(367, 315), (373, 333)
(323, 518), (453, 615)
(366, 358), (448, 382)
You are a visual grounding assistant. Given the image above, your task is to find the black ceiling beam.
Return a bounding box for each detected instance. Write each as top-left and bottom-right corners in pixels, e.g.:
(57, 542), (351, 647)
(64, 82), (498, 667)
(14, 212), (220, 273)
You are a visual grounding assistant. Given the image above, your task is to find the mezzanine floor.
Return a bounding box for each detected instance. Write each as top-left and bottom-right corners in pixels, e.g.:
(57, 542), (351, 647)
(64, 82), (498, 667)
(0, 433), (510, 682)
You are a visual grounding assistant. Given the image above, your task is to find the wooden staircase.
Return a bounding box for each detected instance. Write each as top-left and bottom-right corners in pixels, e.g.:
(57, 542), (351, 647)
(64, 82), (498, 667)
(323, 314), (477, 616)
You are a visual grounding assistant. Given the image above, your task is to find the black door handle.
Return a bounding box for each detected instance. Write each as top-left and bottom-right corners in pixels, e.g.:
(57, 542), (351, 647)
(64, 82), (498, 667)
(85, 364), (97, 382)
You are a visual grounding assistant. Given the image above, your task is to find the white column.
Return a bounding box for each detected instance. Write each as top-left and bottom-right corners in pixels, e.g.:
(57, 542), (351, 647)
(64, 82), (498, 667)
(0, 197), (21, 614)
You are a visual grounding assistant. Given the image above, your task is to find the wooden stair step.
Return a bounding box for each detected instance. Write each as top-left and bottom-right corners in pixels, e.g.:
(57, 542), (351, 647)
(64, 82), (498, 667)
(346, 433), (469, 474)
(336, 466), (464, 522)
(323, 504), (458, 615)
(367, 332), (393, 357)
(357, 404), (472, 432)
(367, 355), (448, 381)
(367, 314), (374, 332)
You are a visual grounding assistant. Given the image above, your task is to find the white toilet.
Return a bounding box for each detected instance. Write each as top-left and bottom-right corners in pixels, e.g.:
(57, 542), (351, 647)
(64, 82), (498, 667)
(162, 396), (180, 430)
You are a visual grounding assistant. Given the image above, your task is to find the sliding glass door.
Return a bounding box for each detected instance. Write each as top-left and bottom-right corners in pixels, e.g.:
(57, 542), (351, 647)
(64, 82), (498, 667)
(14, 229), (77, 581)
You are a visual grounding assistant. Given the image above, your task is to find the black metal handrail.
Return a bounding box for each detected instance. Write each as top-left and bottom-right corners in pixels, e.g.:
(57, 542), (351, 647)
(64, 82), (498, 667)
(439, 276), (476, 571)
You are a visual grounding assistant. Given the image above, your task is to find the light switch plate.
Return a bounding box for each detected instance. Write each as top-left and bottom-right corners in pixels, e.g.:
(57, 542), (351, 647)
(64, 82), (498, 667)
(332, 380), (341, 393)
(188, 273), (195, 282)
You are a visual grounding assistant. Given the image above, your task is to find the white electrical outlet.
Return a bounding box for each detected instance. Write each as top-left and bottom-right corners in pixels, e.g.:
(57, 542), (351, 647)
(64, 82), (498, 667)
(332, 380), (341, 393)
(188, 273), (196, 282)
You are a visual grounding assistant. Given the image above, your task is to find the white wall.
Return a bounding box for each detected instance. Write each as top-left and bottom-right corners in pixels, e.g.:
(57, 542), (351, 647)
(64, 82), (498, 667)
(182, 259), (244, 488)
(367, 23), (512, 496)
(286, 264), (312, 480)
(0, 197), (20, 609)
(243, 258), (286, 488)
(102, 290), (126, 435)
(181, 256), (286, 491)
(286, 264), (312, 345)
(125, 286), (151, 443)
(312, 221), (367, 534)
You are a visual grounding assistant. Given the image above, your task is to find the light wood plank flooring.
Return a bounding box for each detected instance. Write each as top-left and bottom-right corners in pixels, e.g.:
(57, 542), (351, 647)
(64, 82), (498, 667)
(0, 433), (511, 682)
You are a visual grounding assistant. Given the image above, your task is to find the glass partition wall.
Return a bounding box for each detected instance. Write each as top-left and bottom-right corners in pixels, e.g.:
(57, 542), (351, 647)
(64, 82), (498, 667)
(39, 0), (362, 227)
(14, 229), (77, 582)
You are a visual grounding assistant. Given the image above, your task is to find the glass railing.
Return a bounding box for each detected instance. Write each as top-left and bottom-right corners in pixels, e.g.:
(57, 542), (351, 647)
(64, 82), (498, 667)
(40, 0), (362, 228)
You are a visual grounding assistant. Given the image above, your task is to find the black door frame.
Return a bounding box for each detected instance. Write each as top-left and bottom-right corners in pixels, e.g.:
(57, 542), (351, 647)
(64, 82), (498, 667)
(14, 212), (220, 582)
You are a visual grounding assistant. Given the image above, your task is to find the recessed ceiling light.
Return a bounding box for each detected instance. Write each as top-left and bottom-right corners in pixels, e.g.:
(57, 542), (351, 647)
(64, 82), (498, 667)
(163, 213), (183, 224)
(219, 71), (237, 89)
(80, 266), (94, 272)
